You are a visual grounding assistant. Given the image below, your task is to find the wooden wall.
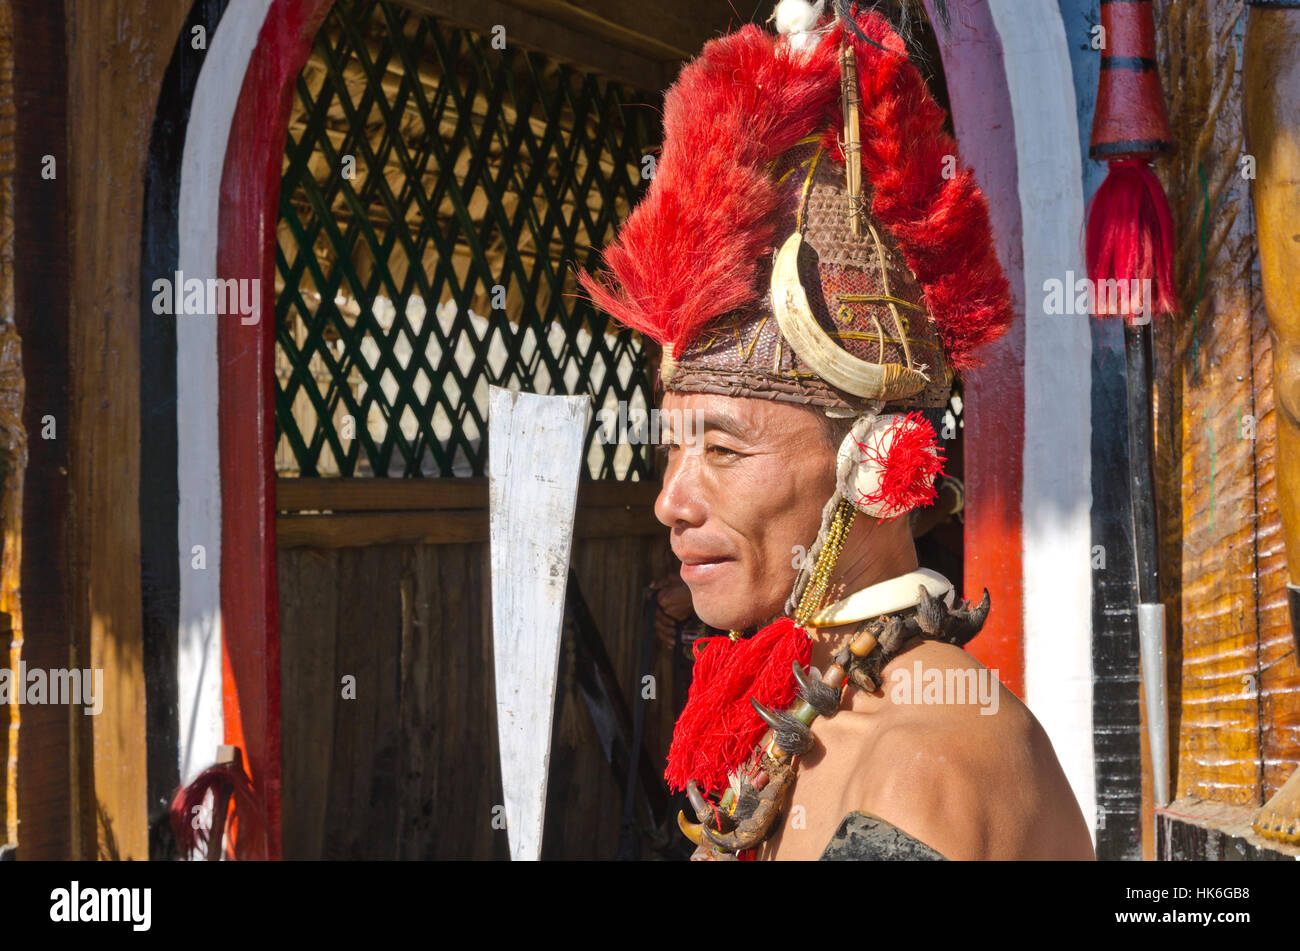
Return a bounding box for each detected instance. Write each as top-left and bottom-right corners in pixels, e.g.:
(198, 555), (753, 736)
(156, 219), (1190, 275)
(5, 0), (184, 860)
(278, 525), (676, 859)
(9, 0), (74, 860)
(268, 0), (730, 860)
(1151, 0), (1300, 848)
(0, 0), (15, 848)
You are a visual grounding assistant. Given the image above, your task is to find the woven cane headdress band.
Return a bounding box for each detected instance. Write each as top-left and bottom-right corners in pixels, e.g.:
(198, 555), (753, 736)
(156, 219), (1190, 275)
(660, 135), (952, 412)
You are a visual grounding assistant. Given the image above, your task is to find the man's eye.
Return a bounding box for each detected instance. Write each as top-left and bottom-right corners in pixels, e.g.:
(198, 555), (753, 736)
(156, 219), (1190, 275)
(708, 444), (739, 458)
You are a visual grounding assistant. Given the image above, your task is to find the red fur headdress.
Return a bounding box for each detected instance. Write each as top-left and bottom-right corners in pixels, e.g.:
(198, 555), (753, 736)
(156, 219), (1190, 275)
(576, 4), (1012, 373)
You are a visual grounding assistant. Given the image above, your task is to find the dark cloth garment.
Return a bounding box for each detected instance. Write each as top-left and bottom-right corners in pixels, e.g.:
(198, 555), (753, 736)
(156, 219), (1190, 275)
(819, 811), (947, 861)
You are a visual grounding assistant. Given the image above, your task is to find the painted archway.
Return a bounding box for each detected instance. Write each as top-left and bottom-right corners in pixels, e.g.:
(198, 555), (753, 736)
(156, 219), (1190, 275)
(143, 0), (334, 861)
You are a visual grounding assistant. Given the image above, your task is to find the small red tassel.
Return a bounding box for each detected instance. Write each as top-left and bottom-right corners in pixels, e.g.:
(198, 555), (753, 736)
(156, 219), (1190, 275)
(1085, 158), (1176, 321)
(665, 616), (811, 796)
(169, 758), (267, 860)
(170, 769), (228, 856)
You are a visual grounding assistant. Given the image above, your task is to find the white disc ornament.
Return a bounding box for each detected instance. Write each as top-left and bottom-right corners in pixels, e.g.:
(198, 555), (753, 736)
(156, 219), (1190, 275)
(837, 412), (945, 520)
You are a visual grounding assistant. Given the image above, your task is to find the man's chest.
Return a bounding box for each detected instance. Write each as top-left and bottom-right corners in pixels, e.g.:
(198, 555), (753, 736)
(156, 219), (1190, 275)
(755, 711), (884, 860)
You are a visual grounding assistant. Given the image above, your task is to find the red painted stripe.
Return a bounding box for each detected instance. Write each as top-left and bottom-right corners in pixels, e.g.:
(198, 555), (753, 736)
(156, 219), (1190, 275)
(217, 0), (334, 861)
(922, 0), (1025, 696)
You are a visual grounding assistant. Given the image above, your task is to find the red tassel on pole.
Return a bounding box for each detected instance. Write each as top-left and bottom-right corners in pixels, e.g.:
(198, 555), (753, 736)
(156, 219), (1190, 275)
(1085, 0), (1176, 322)
(1086, 158), (1176, 319)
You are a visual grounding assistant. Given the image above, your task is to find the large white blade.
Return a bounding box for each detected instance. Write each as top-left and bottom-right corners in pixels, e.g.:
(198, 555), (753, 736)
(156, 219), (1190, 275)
(488, 385), (591, 861)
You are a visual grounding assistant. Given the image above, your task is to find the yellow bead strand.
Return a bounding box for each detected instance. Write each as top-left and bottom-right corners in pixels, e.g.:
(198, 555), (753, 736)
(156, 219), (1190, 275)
(794, 499), (856, 627)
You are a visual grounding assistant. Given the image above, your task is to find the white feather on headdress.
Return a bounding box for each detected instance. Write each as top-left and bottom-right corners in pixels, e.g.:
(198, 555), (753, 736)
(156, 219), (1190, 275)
(771, 0), (829, 53)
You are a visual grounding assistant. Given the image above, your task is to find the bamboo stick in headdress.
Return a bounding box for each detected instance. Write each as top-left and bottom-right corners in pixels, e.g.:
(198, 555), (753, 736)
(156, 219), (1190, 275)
(840, 40), (863, 235)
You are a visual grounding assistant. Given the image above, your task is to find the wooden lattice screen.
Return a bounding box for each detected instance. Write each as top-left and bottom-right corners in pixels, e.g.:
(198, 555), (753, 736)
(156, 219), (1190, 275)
(275, 0), (660, 479)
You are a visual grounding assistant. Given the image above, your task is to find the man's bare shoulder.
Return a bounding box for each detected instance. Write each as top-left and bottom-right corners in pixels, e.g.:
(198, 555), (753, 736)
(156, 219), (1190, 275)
(842, 639), (1095, 860)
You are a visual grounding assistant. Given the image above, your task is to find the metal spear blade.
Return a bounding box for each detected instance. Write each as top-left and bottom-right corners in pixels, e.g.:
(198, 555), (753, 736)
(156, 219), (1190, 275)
(487, 386), (591, 861)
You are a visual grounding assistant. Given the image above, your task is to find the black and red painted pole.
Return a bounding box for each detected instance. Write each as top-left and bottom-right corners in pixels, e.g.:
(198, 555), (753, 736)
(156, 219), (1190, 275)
(1086, 0), (1176, 807)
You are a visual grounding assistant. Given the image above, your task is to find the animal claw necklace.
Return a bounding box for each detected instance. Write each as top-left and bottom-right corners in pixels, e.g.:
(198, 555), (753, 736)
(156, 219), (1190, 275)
(671, 501), (990, 860)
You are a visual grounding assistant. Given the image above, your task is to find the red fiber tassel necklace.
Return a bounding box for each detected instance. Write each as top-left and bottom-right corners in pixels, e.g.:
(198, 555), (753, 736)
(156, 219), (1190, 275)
(664, 616), (810, 798)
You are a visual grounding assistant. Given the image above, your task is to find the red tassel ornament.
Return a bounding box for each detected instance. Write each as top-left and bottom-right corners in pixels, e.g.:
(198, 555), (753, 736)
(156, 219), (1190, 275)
(1085, 0), (1176, 321)
(169, 750), (267, 860)
(853, 411), (947, 520)
(665, 616), (811, 796)
(1085, 159), (1176, 319)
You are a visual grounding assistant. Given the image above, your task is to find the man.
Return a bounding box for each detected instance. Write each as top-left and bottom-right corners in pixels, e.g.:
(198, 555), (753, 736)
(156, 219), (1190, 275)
(579, 0), (1093, 860)
(657, 392), (1093, 859)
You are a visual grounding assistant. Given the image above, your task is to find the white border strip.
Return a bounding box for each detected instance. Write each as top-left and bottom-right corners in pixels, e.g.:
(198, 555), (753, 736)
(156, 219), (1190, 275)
(987, 0), (1097, 840)
(176, 0), (275, 786)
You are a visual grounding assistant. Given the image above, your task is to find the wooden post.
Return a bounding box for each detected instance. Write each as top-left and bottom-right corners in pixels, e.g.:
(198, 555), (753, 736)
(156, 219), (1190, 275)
(12, 0), (74, 860)
(1, 611), (12, 845)
(63, 0), (193, 859)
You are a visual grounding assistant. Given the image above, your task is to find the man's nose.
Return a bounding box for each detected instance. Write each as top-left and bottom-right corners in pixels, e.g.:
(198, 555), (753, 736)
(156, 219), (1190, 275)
(654, 454), (707, 529)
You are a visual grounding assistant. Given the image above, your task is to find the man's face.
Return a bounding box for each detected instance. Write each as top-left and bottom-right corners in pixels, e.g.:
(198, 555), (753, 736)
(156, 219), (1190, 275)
(654, 391), (837, 631)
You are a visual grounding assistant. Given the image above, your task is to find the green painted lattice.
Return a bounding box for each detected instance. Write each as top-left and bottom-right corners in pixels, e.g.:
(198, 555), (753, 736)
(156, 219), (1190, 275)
(275, 0), (659, 478)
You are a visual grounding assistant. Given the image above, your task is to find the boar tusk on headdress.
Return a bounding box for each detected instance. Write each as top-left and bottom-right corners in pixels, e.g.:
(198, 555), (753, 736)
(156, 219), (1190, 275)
(771, 231), (930, 400)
